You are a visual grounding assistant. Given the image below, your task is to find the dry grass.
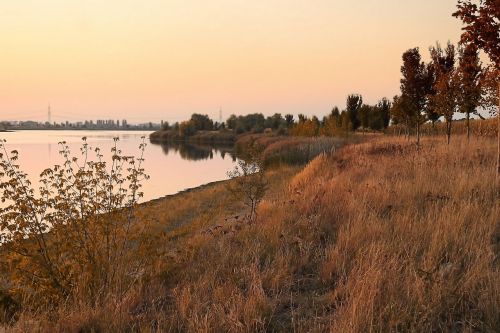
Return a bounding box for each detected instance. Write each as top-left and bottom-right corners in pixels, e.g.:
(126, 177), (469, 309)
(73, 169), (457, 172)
(235, 133), (355, 167)
(387, 117), (498, 138)
(4, 135), (499, 332)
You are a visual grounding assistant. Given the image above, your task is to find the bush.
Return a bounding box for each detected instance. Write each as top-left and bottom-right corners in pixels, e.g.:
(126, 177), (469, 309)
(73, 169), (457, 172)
(0, 137), (150, 310)
(226, 148), (268, 222)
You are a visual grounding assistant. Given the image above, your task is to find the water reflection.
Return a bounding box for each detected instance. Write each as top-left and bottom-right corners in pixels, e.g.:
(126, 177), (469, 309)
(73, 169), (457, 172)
(0, 131), (239, 202)
(151, 141), (237, 162)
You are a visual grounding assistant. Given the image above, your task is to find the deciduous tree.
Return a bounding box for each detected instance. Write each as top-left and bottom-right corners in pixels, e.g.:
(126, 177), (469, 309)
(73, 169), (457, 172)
(430, 42), (457, 144)
(400, 48), (428, 145)
(454, 0), (500, 174)
(456, 43), (483, 140)
(346, 94), (363, 131)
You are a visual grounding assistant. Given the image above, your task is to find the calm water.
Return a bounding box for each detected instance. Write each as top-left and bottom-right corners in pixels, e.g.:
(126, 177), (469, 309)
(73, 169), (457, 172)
(0, 130), (237, 202)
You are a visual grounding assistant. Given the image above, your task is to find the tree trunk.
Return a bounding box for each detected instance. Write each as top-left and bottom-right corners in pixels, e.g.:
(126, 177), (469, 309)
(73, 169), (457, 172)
(416, 121), (420, 148)
(466, 112), (470, 142)
(406, 119), (410, 141)
(447, 120), (451, 145)
(497, 76), (500, 176)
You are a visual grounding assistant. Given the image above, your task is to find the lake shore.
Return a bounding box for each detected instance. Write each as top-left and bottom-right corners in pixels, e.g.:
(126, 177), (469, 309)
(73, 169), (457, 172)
(140, 178), (229, 207)
(133, 135), (500, 331)
(4, 135), (499, 331)
(150, 129), (236, 144)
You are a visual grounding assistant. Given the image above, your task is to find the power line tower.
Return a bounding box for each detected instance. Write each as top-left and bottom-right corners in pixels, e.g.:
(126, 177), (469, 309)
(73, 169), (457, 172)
(219, 106), (222, 123)
(48, 103), (52, 124)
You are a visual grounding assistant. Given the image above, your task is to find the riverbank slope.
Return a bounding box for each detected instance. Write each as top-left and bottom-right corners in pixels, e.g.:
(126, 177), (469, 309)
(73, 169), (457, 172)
(10, 135), (500, 332)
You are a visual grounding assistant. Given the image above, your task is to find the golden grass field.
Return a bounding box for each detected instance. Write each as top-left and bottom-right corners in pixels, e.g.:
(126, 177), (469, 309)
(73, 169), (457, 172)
(8, 134), (500, 332)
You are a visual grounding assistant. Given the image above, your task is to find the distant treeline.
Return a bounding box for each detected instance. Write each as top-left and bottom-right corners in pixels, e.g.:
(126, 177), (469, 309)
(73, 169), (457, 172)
(154, 39), (498, 144)
(154, 94), (392, 141)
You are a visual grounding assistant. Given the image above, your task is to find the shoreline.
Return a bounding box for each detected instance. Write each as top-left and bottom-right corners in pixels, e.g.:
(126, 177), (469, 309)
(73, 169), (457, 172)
(139, 178), (230, 207)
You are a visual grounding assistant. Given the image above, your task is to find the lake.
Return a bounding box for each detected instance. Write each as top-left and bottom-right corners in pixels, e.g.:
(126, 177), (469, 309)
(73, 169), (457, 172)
(0, 130), (238, 203)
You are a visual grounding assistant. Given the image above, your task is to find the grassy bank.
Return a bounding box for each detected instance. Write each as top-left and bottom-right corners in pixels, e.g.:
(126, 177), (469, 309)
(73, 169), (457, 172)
(5, 135), (500, 332)
(235, 133), (356, 166)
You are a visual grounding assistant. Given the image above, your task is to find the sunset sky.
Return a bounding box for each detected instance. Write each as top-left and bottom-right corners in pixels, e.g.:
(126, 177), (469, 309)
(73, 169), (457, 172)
(1, 0), (464, 124)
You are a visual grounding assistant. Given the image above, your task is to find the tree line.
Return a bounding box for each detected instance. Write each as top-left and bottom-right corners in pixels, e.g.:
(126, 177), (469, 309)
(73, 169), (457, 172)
(392, 41), (498, 145)
(158, 94), (392, 139)
(289, 95), (391, 137)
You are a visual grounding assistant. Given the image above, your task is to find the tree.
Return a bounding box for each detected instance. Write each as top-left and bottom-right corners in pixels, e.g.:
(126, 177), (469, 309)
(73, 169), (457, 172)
(179, 120), (197, 137)
(226, 114), (238, 130)
(285, 114), (295, 127)
(331, 106), (341, 120)
(265, 113), (284, 130)
(290, 117), (320, 137)
(481, 64), (499, 110)
(359, 104), (371, 133)
(340, 111), (352, 136)
(319, 107), (344, 137)
(190, 114), (214, 131)
(377, 98), (392, 129)
(456, 43), (483, 140)
(430, 42), (457, 144)
(390, 95), (412, 136)
(400, 48), (428, 145)
(346, 94), (363, 130)
(226, 148), (268, 223)
(161, 121), (170, 131)
(454, 0), (500, 174)
(225, 114), (267, 134)
(423, 63), (441, 128)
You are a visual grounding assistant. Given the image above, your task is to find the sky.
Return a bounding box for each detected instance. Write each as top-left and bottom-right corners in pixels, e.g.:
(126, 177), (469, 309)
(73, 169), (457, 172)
(0, 0), (465, 124)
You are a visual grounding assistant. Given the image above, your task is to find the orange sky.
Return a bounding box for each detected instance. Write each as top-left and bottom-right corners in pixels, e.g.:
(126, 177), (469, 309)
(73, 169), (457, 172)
(0, 0), (464, 123)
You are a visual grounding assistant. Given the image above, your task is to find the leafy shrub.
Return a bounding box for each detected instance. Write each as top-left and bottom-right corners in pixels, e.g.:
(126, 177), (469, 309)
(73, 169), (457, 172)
(0, 137), (150, 310)
(226, 148), (268, 222)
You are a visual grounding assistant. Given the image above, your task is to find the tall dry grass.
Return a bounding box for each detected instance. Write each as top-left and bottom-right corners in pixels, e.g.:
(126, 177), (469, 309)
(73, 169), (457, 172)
(4, 135), (499, 332)
(387, 117), (498, 139)
(235, 133), (353, 167)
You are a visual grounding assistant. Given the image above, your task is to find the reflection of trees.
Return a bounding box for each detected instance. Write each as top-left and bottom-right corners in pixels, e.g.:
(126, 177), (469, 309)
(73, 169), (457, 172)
(151, 141), (236, 161)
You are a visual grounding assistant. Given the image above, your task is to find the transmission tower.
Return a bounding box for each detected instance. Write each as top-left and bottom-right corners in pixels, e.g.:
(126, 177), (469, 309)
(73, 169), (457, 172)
(48, 103), (52, 124)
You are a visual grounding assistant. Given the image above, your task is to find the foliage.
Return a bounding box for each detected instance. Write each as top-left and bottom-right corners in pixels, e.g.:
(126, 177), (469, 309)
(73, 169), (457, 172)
(377, 98), (392, 129)
(290, 97), (389, 138)
(345, 94), (363, 130)
(264, 113), (287, 130)
(456, 42), (483, 138)
(289, 117), (320, 137)
(0, 137), (150, 308)
(226, 113), (266, 134)
(429, 42), (458, 144)
(189, 114), (214, 131)
(453, 0), (500, 69)
(226, 149), (268, 222)
(480, 64), (499, 113)
(161, 121), (170, 131)
(285, 114), (295, 128)
(400, 48), (429, 142)
(389, 95), (406, 126)
(178, 120), (198, 137)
